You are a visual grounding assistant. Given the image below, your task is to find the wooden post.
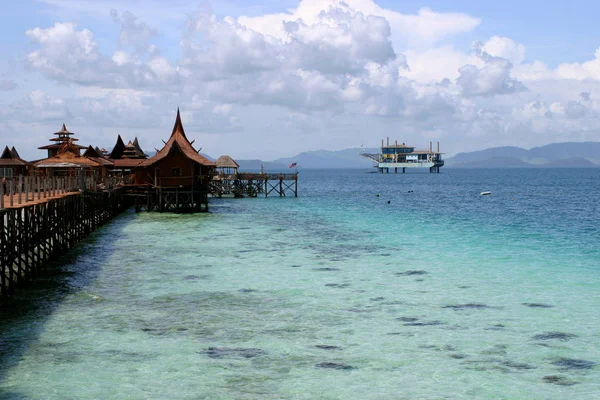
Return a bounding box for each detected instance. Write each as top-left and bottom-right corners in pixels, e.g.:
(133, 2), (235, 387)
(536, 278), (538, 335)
(9, 180), (14, 207)
(0, 181), (4, 209)
(17, 176), (22, 204)
(279, 177), (283, 197)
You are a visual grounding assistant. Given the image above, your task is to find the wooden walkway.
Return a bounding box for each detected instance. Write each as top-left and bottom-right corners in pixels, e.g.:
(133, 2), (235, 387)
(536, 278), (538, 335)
(1, 176), (128, 301)
(1, 175), (92, 210)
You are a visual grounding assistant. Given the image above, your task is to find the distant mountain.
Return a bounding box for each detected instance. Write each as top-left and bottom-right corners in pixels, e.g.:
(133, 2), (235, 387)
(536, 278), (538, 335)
(448, 146), (529, 166)
(207, 142), (600, 171)
(273, 148), (377, 169)
(446, 142), (600, 168)
(455, 157), (533, 168)
(236, 159), (288, 171)
(545, 157), (598, 168)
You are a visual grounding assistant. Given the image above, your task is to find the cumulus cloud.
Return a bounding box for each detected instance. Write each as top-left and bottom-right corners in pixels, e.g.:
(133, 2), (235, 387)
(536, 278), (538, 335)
(8, 90), (72, 121)
(457, 42), (527, 97)
(25, 19), (180, 88)
(7, 0), (600, 158)
(238, 0), (480, 47)
(482, 36), (525, 65)
(110, 9), (156, 53)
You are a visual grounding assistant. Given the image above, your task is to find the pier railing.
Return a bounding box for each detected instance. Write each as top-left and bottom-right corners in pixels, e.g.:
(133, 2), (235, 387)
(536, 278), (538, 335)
(210, 172), (298, 198)
(0, 175), (124, 210)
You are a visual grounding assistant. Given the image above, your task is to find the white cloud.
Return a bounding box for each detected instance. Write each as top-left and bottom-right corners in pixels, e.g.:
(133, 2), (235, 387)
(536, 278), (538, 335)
(4, 1), (600, 159)
(457, 42), (527, 97)
(238, 0), (480, 48)
(482, 36), (525, 65)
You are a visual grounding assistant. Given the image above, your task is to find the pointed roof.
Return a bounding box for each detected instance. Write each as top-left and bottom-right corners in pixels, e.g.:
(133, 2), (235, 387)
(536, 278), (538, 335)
(108, 135), (147, 160)
(139, 109), (215, 167)
(216, 155), (239, 169)
(51, 123), (78, 141)
(0, 145), (30, 166)
(109, 135), (126, 159)
(83, 145), (114, 166)
(132, 137), (146, 157)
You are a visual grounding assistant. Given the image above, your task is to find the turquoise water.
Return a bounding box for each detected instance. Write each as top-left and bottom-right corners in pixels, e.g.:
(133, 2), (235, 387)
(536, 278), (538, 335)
(1, 168), (600, 399)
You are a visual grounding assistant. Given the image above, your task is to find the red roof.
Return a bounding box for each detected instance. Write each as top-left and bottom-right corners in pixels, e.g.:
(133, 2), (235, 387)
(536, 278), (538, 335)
(139, 109), (215, 168)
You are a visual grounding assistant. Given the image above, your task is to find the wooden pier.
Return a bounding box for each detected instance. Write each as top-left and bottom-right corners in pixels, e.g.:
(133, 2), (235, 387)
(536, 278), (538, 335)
(209, 173), (298, 198)
(1, 176), (128, 300)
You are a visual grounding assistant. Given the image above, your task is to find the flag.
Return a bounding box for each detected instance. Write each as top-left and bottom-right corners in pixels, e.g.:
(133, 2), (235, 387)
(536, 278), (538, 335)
(289, 162), (297, 168)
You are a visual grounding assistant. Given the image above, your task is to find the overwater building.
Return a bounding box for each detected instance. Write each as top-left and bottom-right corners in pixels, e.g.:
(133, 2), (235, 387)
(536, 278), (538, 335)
(362, 138), (445, 173)
(133, 109), (215, 211)
(0, 146), (31, 178)
(38, 124), (86, 158)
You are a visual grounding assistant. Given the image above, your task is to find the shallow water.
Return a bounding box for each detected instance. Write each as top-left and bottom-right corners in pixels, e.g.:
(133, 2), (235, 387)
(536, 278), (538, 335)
(1, 168), (599, 399)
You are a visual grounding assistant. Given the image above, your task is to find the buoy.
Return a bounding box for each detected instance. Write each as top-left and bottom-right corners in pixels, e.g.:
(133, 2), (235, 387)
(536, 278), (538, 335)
(376, 194), (380, 197)
(387, 200), (391, 204)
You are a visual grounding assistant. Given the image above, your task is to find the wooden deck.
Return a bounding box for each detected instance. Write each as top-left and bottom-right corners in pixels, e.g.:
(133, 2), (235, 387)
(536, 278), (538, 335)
(209, 172), (298, 198)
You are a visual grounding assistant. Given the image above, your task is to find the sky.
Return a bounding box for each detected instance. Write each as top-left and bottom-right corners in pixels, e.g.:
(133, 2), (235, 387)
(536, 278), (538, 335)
(1, 0), (600, 160)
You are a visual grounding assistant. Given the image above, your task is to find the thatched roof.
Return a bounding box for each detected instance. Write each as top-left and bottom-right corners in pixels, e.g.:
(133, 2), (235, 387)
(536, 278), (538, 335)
(139, 109), (215, 168)
(216, 155), (239, 169)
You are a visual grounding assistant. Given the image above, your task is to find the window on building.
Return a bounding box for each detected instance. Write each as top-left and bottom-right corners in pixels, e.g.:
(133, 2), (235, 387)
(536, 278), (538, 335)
(172, 168), (182, 177)
(0, 168), (14, 178)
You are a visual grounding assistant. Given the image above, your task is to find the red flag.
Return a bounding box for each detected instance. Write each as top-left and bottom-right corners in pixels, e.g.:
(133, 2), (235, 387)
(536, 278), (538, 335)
(289, 162), (297, 168)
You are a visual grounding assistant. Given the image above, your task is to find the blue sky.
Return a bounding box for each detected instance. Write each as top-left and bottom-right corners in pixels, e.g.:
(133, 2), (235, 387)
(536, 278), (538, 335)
(1, 0), (599, 160)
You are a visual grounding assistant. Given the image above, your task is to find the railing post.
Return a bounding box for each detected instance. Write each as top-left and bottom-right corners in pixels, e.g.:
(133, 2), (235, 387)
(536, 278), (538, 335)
(9, 179), (14, 207)
(17, 175), (22, 204)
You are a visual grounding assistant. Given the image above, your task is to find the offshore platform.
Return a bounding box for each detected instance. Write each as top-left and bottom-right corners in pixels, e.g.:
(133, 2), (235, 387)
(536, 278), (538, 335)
(361, 138), (444, 173)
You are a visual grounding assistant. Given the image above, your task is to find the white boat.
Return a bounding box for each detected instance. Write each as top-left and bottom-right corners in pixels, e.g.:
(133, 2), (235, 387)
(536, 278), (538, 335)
(480, 191), (491, 196)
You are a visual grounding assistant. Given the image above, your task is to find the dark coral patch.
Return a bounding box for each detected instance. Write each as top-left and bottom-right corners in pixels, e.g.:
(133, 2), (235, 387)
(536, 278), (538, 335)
(396, 317), (419, 322)
(522, 303), (554, 308)
(403, 320), (444, 327)
(316, 345), (342, 351)
(542, 375), (579, 386)
(552, 358), (596, 370)
(532, 332), (578, 342)
(199, 347), (266, 359)
(443, 303), (492, 310)
(316, 362), (356, 370)
(395, 270), (428, 276)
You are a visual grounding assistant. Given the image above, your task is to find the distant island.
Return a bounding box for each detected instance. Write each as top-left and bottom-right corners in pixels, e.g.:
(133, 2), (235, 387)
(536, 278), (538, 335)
(216, 142), (600, 170)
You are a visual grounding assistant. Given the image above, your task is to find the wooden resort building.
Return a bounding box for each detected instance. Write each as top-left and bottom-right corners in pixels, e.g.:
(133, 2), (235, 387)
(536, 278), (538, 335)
(1, 146), (31, 178)
(38, 124), (86, 158)
(108, 135), (148, 173)
(35, 140), (107, 177)
(132, 109), (215, 212)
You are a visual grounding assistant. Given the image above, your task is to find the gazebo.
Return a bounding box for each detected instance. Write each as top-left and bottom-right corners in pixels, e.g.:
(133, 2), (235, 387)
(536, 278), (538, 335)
(215, 155), (239, 175)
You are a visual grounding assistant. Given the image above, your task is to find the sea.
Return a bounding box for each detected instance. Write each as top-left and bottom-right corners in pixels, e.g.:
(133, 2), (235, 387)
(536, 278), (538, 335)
(1, 168), (599, 399)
